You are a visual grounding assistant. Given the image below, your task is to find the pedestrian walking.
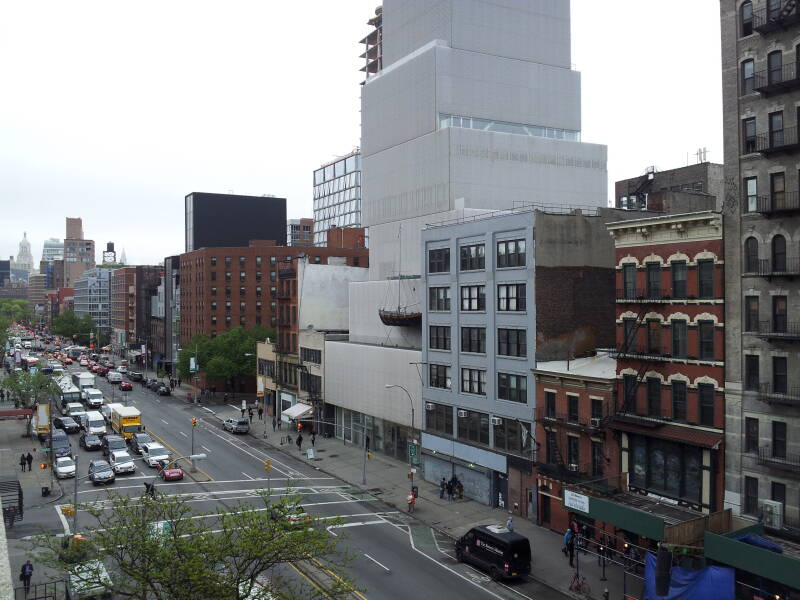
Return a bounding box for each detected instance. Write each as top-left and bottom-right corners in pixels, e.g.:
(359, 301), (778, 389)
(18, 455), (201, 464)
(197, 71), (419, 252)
(439, 477), (446, 499)
(18, 454), (26, 473)
(258, 406), (264, 420)
(277, 418), (282, 430)
(506, 515), (514, 532)
(446, 480), (453, 502)
(25, 452), (33, 472)
(20, 559), (33, 594)
(248, 408), (253, 424)
(272, 417), (277, 432)
(563, 528), (575, 567)
(407, 491), (416, 513)
(296, 433), (303, 452)
(311, 432), (316, 447)
(177, 378), (182, 387)
(0, 389), (5, 401)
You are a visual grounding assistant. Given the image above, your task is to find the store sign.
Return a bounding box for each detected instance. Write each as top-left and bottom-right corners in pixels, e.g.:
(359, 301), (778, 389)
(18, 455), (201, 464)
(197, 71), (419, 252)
(563, 489), (590, 513)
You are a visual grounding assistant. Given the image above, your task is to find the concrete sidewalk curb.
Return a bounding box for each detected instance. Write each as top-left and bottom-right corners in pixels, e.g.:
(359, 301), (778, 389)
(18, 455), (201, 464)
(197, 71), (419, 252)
(189, 400), (592, 600)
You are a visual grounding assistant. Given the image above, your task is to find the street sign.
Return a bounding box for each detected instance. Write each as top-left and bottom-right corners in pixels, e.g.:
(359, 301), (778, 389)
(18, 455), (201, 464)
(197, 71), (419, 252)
(408, 443), (417, 457)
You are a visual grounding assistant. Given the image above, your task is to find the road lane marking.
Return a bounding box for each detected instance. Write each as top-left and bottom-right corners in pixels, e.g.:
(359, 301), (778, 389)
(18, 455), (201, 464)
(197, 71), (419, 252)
(201, 445), (211, 452)
(160, 419), (169, 425)
(148, 430), (214, 482)
(201, 407), (216, 415)
(364, 553), (391, 573)
(201, 425), (306, 479)
(242, 472), (254, 480)
(77, 476), (336, 493)
(179, 431), (188, 438)
(55, 504), (71, 536)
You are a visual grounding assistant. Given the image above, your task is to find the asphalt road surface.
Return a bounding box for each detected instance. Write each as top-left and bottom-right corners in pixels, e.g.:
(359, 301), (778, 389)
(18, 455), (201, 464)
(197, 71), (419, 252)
(9, 357), (568, 600)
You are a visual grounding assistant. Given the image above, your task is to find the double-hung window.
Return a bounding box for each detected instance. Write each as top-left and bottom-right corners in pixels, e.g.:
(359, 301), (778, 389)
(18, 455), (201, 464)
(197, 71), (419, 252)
(428, 248), (450, 273)
(497, 373), (527, 403)
(497, 328), (526, 357)
(698, 260), (714, 299)
(497, 239), (526, 268)
(429, 326), (451, 350)
(671, 261), (687, 298)
(429, 287), (451, 311)
(460, 327), (486, 353)
(698, 320), (715, 360)
(459, 244), (485, 271)
(429, 364), (451, 390)
(461, 285), (485, 311)
(497, 284), (525, 311)
(461, 368), (486, 395)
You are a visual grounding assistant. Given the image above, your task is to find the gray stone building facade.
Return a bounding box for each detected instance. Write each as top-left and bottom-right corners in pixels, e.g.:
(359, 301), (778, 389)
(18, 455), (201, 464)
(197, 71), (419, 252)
(420, 206), (655, 508)
(722, 0), (800, 527)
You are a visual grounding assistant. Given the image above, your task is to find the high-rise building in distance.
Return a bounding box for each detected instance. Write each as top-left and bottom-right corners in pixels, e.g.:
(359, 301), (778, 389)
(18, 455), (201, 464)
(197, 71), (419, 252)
(312, 150), (364, 247)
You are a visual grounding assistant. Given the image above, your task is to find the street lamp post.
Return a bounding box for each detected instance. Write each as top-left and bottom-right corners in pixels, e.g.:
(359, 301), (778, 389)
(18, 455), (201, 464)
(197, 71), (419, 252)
(385, 384), (416, 466)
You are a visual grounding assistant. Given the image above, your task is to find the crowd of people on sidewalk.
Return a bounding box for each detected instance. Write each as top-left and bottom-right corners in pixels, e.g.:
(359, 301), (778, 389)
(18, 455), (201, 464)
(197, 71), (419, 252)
(438, 475), (464, 501)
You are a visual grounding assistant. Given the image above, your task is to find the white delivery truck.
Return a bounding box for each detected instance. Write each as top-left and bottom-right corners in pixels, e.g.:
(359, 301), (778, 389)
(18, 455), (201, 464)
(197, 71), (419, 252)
(82, 388), (104, 409)
(81, 411), (107, 436)
(72, 371), (96, 391)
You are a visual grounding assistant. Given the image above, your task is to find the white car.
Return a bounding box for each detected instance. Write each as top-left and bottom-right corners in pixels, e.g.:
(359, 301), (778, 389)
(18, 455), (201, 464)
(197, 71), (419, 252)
(140, 443), (170, 467)
(116, 365), (128, 374)
(54, 457), (76, 479)
(79, 359), (88, 367)
(109, 450), (136, 474)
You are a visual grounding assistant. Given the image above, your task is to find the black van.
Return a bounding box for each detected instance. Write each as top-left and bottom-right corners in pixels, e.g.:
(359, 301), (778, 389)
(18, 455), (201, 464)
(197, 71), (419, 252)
(455, 525), (531, 580)
(52, 430), (72, 459)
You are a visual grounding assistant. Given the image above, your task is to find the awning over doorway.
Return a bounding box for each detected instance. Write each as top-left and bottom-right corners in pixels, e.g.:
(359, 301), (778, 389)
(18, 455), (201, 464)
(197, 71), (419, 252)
(281, 402), (313, 421)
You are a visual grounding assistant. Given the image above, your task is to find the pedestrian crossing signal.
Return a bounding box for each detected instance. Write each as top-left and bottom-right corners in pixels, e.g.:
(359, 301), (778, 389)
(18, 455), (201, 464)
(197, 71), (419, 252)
(192, 417), (197, 427)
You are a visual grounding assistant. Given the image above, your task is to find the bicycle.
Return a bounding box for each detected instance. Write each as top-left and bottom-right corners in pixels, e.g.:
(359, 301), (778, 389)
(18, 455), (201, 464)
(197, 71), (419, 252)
(569, 573), (591, 597)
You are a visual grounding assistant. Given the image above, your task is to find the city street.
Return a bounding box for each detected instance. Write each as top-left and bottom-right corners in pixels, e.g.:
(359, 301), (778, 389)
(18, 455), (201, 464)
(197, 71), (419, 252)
(7, 361), (569, 600)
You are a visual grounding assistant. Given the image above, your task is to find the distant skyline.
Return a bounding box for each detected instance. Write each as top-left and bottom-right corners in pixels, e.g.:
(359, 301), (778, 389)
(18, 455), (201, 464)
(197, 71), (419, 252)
(0, 1), (722, 266)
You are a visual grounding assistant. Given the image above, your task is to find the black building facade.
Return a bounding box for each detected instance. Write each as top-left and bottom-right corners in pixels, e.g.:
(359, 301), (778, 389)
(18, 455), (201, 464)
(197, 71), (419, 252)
(185, 192), (287, 252)
(0, 259), (10, 286)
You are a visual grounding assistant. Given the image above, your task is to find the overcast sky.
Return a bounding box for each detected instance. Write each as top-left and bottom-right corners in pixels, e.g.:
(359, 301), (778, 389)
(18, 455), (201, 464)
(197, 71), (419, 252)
(0, 1), (722, 266)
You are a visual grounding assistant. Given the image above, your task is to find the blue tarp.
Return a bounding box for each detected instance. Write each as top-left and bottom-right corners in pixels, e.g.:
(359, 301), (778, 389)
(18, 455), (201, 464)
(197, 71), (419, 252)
(644, 552), (735, 600)
(735, 533), (784, 553)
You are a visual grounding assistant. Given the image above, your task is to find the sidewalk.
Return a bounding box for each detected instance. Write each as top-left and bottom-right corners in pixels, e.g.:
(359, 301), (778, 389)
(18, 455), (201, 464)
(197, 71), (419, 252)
(173, 389), (643, 600)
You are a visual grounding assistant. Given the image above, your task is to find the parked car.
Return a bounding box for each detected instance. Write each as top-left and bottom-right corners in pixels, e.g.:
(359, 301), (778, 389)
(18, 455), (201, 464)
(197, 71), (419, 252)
(119, 381), (133, 391)
(223, 418), (250, 434)
(128, 432), (153, 455)
(156, 459), (183, 481)
(156, 384), (171, 396)
(54, 456), (76, 479)
(54, 416), (81, 434)
(455, 525), (531, 581)
(101, 434), (127, 457)
(79, 433), (102, 451)
(141, 443), (170, 467)
(108, 450), (136, 474)
(88, 460), (115, 486)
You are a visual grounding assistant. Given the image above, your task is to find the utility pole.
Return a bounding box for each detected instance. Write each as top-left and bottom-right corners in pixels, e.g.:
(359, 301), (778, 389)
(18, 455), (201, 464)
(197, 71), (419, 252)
(72, 454), (79, 534)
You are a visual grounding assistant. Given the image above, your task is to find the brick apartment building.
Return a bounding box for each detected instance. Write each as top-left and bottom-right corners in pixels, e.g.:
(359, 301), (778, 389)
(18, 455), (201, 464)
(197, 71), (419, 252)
(179, 231), (368, 347)
(608, 211), (725, 514)
(111, 266), (163, 354)
(534, 352), (618, 533)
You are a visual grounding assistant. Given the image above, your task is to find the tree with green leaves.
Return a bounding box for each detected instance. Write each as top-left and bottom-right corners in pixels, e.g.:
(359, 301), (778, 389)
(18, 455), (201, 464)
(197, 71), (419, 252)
(177, 326), (273, 384)
(0, 370), (60, 407)
(0, 299), (33, 346)
(31, 489), (355, 600)
(51, 310), (99, 346)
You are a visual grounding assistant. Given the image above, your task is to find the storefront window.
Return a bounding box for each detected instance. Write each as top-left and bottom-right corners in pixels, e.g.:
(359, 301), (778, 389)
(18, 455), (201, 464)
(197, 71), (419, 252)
(629, 435), (702, 503)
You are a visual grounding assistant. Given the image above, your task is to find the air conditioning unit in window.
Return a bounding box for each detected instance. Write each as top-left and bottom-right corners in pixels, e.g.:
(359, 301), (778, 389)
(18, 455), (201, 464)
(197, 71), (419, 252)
(425, 402), (435, 411)
(457, 409), (468, 418)
(590, 417), (602, 429)
(567, 463), (579, 472)
(490, 417), (502, 426)
(761, 499), (784, 530)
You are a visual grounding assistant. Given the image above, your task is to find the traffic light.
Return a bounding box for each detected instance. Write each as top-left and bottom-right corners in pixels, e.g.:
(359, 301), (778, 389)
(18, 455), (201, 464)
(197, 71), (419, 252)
(39, 462), (47, 469)
(296, 423), (302, 433)
(264, 459), (271, 473)
(191, 417), (197, 427)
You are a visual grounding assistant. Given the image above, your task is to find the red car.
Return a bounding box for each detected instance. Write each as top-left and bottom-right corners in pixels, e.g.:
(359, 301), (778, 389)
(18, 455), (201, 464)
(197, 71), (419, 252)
(119, 381), (133, 391)
(157, 460), (183, 481)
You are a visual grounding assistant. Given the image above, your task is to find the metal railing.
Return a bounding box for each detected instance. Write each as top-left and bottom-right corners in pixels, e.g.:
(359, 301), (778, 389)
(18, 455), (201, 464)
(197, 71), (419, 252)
(757, 320), (800, 339)
(534, 407), (611, 431)
(755, 126), (800, 154)
(753, 62), (800, 94)
(612, 343), (672, 361)
(758, 445), (800, 472)
(753, 3), (800, 32)
(754, 382), (800, 406)
(748, 257), (800, 276)
(755, 190), (800, 214)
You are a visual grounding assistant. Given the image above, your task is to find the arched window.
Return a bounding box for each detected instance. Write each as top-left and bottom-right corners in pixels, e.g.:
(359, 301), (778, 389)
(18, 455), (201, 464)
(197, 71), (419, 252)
(745, 237), (759, 273)
(772, 235), (786, 272)
(741, 1), (753, 36)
